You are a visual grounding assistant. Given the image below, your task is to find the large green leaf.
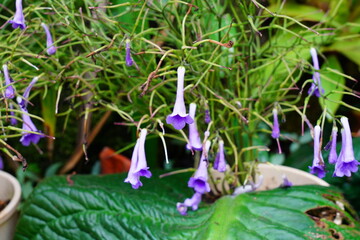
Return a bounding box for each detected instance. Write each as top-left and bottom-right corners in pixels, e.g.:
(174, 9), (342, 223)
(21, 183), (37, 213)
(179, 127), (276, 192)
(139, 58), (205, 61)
(15, 172), (360, 239)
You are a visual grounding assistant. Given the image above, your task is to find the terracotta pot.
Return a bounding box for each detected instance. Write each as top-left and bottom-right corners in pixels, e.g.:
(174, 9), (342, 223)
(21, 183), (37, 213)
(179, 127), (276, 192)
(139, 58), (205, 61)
(257, 163), (329, 191)
(0, 171), (21, 240)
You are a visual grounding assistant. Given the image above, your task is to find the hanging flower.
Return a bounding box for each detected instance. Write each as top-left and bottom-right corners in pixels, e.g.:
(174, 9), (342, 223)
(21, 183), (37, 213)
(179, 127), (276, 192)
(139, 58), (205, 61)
(2, 64), (15, 99)
(9, 0), (26, 30)
(308, 48), (324, 97)
(309, 125), (326, 178)
(280, 174), (293, 188)
(18, 98), (44, 146)
(328, 127), (338, 164)
(186, 103), (202, 151)
(124, 129), (152, 189)
(166, 66), (193, 130)
(188, 140), (211, 194)
(334, 117), (359, 177)
(41, 23), (56, 55)
(214, 140), (226, 172)
(271, 108), (282, 154)
(125, 39), (133, 66)
(0, 156), (3, 170)
(176, 192), (202, 215)
(17, 77), (44, 146)
(204, 109), (211, 124)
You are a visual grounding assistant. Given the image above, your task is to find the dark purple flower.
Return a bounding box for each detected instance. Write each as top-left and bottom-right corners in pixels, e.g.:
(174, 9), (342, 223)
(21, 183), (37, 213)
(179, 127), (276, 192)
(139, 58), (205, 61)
(271, 108), (282, 154)
(280, 174), (293, 188)
(204, 109), (211, 124)
(188, 140), (211, 194)
(186, 103), (202, 151)
(9, 103), (17, 125)
(166, 66), (193, 130)
(271, 108), (280, 138)
(214, 140), (226, 172)
(18, 101), (44, 146)
(125, 39), (133, 66)
(333, 117), (359, 177)
(309, 125), (326, 178)
(308, 48), (324, 97)
(176, 192), (202, 215)
(9, 0), (26, 30)
(0, 156), (3, 170)
(41, 23), (56, 55)
(2, 64), (15, 99)
(124, 129), (152, 189)
(328, 127), (338, 164)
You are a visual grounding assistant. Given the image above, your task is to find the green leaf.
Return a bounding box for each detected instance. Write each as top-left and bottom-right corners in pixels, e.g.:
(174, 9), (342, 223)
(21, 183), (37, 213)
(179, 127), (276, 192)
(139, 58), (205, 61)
(327, 38), (360, 66)
(15, 171), (360, 239)
(319, 55), (345, 117)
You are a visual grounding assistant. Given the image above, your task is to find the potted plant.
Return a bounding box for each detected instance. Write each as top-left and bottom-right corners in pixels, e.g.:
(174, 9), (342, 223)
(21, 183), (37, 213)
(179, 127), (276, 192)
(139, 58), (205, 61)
(0, 0), (359, 238)
(0, 170), (21, 240)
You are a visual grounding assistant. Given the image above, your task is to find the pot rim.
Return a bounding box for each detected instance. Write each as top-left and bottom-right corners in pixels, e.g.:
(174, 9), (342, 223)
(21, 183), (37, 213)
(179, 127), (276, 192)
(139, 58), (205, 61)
(0, 170), (21, 225)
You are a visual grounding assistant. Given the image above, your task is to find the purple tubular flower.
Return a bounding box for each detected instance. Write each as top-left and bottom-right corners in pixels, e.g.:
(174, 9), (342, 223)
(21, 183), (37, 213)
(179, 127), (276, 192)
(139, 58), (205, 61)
(18, 100), (44, 146)
(176, 192), (202, 215)
(309, 125), (326, 178)
(333, 117), (359, 177)
(308, 48), (324, 97)
(328, 127), (338, 164)
(186, 103), (202, 151)
(166, 66), (193, 130)
(9, 0), (26, 30)
(41, 23), (56, 55)
(271, 108), (280, 139)
(271, 108), (282, 154)
(0, 156), (3, 170)
(124, 129), (152, 189)
(9, 103), (17, 125)
(214, 140), (226, 172)
(204, 109), (211, 124)
(125, 39), (133, 66)
(280, 174), (293, 188)
(188, 141), (211, 194)
(2, 64), (15, 99)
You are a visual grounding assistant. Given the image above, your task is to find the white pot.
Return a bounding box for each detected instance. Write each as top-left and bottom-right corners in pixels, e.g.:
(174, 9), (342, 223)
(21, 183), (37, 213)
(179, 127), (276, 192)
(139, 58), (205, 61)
(0, 170), (21, 240)
(257, 163), (329, 190)
(210, 163), (329, 195)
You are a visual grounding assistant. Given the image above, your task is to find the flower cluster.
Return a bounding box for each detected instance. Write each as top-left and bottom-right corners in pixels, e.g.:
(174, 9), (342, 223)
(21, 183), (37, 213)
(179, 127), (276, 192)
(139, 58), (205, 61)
(309, 117), (359, 178)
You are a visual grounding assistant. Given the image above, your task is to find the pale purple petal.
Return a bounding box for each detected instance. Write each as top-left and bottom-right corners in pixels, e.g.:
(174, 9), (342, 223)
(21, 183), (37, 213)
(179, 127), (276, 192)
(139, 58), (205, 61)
(9, 0), (26, 30)
(125, 40), (133, 66)
(9, 103), (17, 125)
(2, 64), (15, 99)
(334, 117), (360, 177)
(188, 141), (211, 194)
(124, 129), (152, 189)
(186, 103), (202, 151)
(309, 125), (326, 178)
(41, 23), (56, 55)
(20, 77), (38, 108)
(214, 140), (226, 172)
(166, 66), (193, 130)
(176, 192), (202, 215)
(271, 108), (280, 139)
(18, 104), (44, 146)
(308, 48), (324, 97)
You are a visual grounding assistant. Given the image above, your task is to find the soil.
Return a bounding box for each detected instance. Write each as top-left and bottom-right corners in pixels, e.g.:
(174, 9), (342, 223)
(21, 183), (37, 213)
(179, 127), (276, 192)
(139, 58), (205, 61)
(0, 199), (10, 212)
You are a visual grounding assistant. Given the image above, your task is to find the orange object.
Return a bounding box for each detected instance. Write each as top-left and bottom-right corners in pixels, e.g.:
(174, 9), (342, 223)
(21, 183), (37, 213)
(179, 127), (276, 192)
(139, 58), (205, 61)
(99, 147), (131, 174)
